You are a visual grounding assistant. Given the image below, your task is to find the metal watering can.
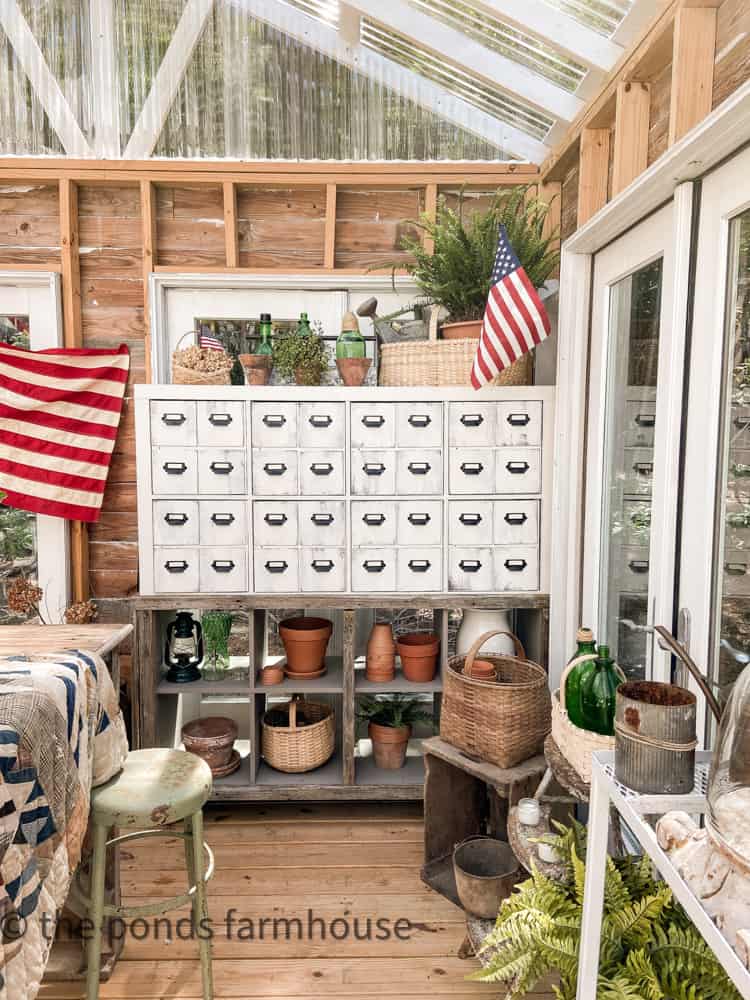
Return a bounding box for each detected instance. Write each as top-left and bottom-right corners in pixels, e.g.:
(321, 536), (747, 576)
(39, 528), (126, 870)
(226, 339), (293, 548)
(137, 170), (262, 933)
(356, 297), (432, 344)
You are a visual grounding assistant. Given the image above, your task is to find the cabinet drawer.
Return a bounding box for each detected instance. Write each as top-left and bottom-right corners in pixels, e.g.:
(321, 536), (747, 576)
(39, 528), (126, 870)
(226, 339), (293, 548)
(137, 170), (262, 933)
(723, 551), (750, 596)
(732, 409), (750, 450)
(199, 548), (248, 592)
(494, 547), (539, 591)
(496, 402), (542, 447)
(624, 401), (656, 448)
(252, 450), (299, 496)
(253, 502), (298, 547)
(448, 448), (495, 494)
(449, 501), (493, 545)
(397, 547), (442, 592)
(299, 450), (345, 496)
(495, 448), (542, 494)
(351, 449), (396, 495)
(448, 547), (493, 592)
(199, 501), (247, 546)
(729, 450), (750, 493)
(351, 548), (396, 592)
(150, 400), (197, 446)
(254, 548), (299, 592)
(396, 501), (442, 546)
(622, 499), (651, 548)
(623, 448), (654, 497)
(252, 402), (297, 447)
(396, 449), (442, 495)
(154, 547), (199, 592)
(299, 402), (346, 449)
(396, 402), (442, 448)
(299, 501), (346, 547)
(448, 402), (496, 447)
(726, 502), (750, 550)
(351, 501), (397, 547)
(351, 403), (395, 448)
(153, 500), (199, 546)
(300, 547), (346, 592)
(617, 547), (650, 593)
(198, 449), (246, 494)
(152, 447), (198, 494)
(494, 500), (539, 546)
(196, 401), (245, 447)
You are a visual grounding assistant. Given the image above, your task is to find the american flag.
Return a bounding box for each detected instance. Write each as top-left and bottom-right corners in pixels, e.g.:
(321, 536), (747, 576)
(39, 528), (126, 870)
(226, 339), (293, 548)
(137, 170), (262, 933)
(470, 225), (550, 389)
(199, 332), (225, 352)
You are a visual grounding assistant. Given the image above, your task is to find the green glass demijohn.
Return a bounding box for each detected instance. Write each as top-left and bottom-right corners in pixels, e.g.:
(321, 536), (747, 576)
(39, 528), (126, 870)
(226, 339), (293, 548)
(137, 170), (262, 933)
(564, 627), (597, 730)
(256, 313), (274, 356)
(579, 643), (621, 736)
(297, 311), (313, 336)
(336, 310), (366, 359)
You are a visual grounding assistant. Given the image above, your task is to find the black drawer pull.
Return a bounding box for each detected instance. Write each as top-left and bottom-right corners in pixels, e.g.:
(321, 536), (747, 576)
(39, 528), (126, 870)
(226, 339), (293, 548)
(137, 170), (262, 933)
(264, 462), (287, 476)
(161, 412), (186, 426)
(460, 462), (484, 475)
(362, 414), (385, 428)
(264, 512), (287, 526)
(628, 559), (649, 574)
(363, 512), (386, 526)
(363, 559), (386, 573)
(262, 414), (286, 428)
(733, 416), (750, 430)
(210, 461), (234, 474)
(459, 559), (481, 572)
(408, 414), (431, 428)
(635, 413), (655, 428)
(460, 413), (484, 427)
(163, 461), (187, 475)
(504, 558), (527, 572)
(363, 462), (386, 476)
(309, 414), (333, 428)
(506, 461), (530, 474)
(504, 512), (528, 526)
(211, 512), (235, 526)
(212, 559), (235, 573)
(310, 462), (333, 476)
(208, 412), (233, 426)
(311, 512), (334, 526)
(459, 512), (482, 526)
(265, 560), (288, 573)
(408, 559), (431, 572)
(165, 560), (188, 573)
(164, 512), (189, 526)
(311, 559), (334, 573)
(507, 413), (530, 427)
(408, 512), (431, 526)
(725, 562), (748, 577)
(633, 462), (653, 475)
(407, 461), (430, 475)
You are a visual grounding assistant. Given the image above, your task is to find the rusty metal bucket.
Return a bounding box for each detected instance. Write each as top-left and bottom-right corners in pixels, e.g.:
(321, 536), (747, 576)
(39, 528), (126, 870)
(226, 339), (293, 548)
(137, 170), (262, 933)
(452, 836), (518, 918)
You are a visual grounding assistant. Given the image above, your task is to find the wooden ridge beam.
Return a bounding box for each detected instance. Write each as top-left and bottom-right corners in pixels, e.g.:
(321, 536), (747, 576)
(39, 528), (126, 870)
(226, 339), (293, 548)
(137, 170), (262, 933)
(611, 80), (651, 196)
(668, 5), (717, 145)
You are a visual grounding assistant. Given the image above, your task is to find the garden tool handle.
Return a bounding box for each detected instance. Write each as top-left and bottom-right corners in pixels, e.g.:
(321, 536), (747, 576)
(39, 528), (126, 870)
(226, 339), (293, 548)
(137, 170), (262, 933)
(653, 625), (721, 722)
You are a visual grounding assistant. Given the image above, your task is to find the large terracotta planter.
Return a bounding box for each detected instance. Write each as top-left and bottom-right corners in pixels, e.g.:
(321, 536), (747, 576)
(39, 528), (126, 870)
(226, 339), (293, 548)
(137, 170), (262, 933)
(279, 616), (333, 675)
(441, 320), (482, 340)
(397, 632), (439, 682)
(366, 623), (396, 682)
(369, 721), (411, 770)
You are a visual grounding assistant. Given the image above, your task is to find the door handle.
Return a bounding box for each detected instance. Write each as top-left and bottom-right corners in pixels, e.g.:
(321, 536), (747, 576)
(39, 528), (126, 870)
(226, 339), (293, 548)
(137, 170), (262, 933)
(308, 414), (333, 427)
(408, 559), (431, 572)
(263, 462), (287, 476)
(507, 413), (530, 426)
(504, 558), (527, 572)
(164, 512), (189, 526)
(209, 461), (234, 474)
(363, 512), (386, 526)
(363, 559), (386, 572)
(208, 412), (233, 426)
(311, 512), (334, 526)
(460, 414), (483, 427)
(162, 461), (187, 475)
(363, 462), (386, 476)
(310, 462), (334, 476)
(504, 512), (528, 525)
(164, 560), (188, 573)
(459, 559), (481, 572)
(161, 412), (186, 426)
(211, 512), (235, 526)
(264, 512), (287, 525)
(265, 560), (288, 573)
(506, 461), (530, 474)
(407, 462), (430, 475)
(408, 414), (431, 428)
(211, 560), (235, 573)
(361, 414), (385, 428)
(459, 512), (482, 526)
(460, 462), (483, 475)
(408, 512), (431, 526)
(262, 414), (286, 428)
(311, 559), (334, 573)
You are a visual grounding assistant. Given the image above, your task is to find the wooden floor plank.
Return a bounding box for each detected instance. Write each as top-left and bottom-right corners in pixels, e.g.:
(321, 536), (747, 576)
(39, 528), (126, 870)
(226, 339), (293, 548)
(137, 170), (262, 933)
(121, 841), (424, 870)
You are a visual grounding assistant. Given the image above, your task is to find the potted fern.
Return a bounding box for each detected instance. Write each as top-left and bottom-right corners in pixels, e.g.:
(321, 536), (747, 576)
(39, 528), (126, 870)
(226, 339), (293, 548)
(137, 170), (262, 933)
(400, 186), (559, 340)
(357, 694), (432, 770)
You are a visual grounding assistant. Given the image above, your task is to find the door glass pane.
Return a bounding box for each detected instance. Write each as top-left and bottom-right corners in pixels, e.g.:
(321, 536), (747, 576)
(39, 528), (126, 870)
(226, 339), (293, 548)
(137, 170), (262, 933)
(0, 314), (39, 624)
(714, 209), (750, 704)
(599, 259), (663, 678)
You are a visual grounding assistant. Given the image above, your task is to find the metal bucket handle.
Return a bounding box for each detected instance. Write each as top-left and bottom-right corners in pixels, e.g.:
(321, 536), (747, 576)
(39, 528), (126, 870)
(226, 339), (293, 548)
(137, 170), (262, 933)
(653, 625), (721, 722)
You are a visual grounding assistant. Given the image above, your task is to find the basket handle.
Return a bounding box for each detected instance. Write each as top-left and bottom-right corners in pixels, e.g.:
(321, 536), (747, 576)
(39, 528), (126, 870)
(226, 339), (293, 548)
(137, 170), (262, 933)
(288, 697), (304, 730)
(428, 305), (439, 344)
(463, 630), (526, 675)
(653, 625), (721, 722)
(174, 330), (199, 352)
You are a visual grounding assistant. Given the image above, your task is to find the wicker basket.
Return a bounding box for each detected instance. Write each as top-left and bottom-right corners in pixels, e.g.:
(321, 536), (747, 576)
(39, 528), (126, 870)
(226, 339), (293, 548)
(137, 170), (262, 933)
(441, 630), (551, 769)
(262, 697), (335, 774)
(172, 331), (233, 386)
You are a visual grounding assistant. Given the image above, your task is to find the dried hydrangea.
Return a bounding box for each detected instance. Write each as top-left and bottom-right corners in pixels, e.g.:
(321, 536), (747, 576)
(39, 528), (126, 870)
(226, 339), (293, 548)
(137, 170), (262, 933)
(64, 600), (98, 625)
(173, 346), (233, 374)
(7, 576), (43, 617)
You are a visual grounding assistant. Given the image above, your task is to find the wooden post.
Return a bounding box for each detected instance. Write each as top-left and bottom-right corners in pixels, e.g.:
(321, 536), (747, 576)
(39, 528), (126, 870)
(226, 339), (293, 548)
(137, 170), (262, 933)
(577, 128), (610, 227)
(540, 180), (562, 255)
(423, 182), (438, 254)
(668, 6), (717, 146)
(611, 80), (651, 197)
(140, 180), (157, 383)
(324, 182), (337, 269)
(223, 180), (239, 267)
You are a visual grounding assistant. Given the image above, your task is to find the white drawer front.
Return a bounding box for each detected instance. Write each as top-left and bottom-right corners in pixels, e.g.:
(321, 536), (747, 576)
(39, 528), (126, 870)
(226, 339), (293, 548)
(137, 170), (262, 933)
(199, 500), (247, 546)
(495, 448), (542, 494)
(152, 447), (198, 494)
(396, 402), (442, 448)
(198, 449), (246, 495)
(154, 547), (199, 592)
(252, 402), (297, 447)
(723, 551), (750, 596)
(351, 403), (395, 448)
(153, 500), (199, 546)
(396, 449), (442, 495)
(252, 450), (299, 496)
(496, 402), (542, 447)
(299, 402), (346, 449)
(618, 547), (650, 593)
(494, 546), (539, 591)
(397, 547), (442, 592)
(448, 448), (495, 494)
(199, 547), (248, 592)
(494, 500), (539, 546)
(150, 400), (196, 446)
(253, 502), (299, 547)
(624, 401), (656, 448)
(396, 501), (442, 546)
(299, 450), (345, 496)
(254, 548), (299, 592)
(449, 501), (493, 545)
(448, 402), (496, 447)
(299, 501), (346, 547)
(623, 448), (654, 497)
(732, 409), (750, 450)
(196, 401), (245, 447)
(351, 449), (396, 495)
(351, 548), (396, 592)
(351, 501), (397, 547)
(300, 547), (346, 592)
(726, 502), (750, 550)
(448, 547), (493, 592)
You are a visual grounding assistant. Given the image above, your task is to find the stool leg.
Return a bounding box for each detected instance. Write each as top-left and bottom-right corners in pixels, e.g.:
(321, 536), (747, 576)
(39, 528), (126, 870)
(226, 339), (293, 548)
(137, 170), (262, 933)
(186, 810), (214, 1000)
(85, 822), (109, 1000)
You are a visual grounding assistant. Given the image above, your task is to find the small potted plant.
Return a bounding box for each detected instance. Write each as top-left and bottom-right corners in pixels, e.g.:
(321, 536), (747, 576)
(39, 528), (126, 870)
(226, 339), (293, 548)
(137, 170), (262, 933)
(273, 313), (329, 386)
(357, 694), (433, 770)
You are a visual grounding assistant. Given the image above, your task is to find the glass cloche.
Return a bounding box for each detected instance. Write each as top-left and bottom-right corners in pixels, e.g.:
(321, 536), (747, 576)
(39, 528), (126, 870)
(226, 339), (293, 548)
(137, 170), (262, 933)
(707, 661), (750, 871)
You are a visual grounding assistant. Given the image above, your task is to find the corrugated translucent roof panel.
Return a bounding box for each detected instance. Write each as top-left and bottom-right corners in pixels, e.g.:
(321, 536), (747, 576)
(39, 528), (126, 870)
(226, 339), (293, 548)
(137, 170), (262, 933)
(547, 0), (632, 38)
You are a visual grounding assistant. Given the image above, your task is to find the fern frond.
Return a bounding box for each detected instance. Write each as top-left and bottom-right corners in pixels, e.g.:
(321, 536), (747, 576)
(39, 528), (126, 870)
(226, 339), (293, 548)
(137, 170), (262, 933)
(604, 889), (671, 948)
(603, 857), (633, 914)
(597, 973), (649, 999)
(623, 948), (664, 1000)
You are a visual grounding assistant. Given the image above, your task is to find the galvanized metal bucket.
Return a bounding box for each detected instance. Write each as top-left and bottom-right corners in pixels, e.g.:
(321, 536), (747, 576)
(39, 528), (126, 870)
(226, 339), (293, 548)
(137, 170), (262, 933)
(452, 836), (518, 918)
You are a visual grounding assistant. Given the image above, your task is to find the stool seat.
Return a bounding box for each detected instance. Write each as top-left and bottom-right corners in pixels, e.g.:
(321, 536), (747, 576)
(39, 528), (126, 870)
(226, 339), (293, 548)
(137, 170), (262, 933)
(91, 748), (212, 828)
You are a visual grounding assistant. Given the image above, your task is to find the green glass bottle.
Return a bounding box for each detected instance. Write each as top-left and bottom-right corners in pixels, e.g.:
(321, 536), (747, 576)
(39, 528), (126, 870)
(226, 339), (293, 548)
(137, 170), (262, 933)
(336, 310), (366, 359)
(565, 627), (597, 729)
(579, 644), (621, 736)
(297, 312), (313, 336)
(256, 313), (274, 357)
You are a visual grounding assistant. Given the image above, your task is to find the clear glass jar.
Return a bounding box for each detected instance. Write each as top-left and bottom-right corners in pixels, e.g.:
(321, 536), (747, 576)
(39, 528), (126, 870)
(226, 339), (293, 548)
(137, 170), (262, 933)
(707, 661), (750, 869)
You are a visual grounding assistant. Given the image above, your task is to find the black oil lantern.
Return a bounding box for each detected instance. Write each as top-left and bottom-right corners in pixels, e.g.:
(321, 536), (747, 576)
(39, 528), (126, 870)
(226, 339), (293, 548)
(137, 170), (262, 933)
(165, 611), (203, 683)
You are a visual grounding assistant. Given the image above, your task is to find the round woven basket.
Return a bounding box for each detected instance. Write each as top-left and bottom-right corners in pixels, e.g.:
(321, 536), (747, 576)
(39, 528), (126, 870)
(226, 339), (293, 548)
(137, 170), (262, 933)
(441, 630), (551, 768)
(262, 697), (335, 774)
(171, 331), (232, 386)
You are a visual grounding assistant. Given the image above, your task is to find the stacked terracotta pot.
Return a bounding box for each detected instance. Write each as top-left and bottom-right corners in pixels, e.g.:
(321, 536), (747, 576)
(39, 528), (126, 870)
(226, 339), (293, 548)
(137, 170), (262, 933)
(396, 632), (439, 682)
(366, 623), (396, 681)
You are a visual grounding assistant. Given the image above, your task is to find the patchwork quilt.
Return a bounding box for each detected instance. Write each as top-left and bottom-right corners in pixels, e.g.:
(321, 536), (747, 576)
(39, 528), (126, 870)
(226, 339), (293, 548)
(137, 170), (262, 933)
(0, 650), (128, 999)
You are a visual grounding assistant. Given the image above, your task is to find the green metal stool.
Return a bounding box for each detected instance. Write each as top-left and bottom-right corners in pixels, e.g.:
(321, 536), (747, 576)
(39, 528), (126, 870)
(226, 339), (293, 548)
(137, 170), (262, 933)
(80, 748), (215, 1000)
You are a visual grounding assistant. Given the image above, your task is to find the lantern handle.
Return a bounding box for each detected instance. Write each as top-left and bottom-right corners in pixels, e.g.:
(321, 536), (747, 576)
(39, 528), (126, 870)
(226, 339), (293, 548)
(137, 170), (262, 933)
(654, 625), (721, 722)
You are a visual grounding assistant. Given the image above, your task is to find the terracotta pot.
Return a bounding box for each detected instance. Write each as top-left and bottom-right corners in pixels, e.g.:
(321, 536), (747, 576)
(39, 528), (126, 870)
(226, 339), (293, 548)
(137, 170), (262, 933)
(441, 320), (482, 340)
(366, 623), (396, 680)
(369, 721), (411, 770)
(468, 658), (497, 681)
(279, 616), (332, 674)
(182, 716), (237, 774)
(336, 357), (372, 387)
(240, 354), (272, 386)
(259, 665), (284, 685)
(294, 366), (323, 387)
(397, 632), (439, 683)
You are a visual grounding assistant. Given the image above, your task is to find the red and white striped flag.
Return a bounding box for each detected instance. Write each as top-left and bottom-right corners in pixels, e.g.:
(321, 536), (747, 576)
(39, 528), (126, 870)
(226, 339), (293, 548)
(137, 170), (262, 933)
(470, 225), (550, 388)
(0, 342), (130, 523)
(199, 332), (224, 351)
